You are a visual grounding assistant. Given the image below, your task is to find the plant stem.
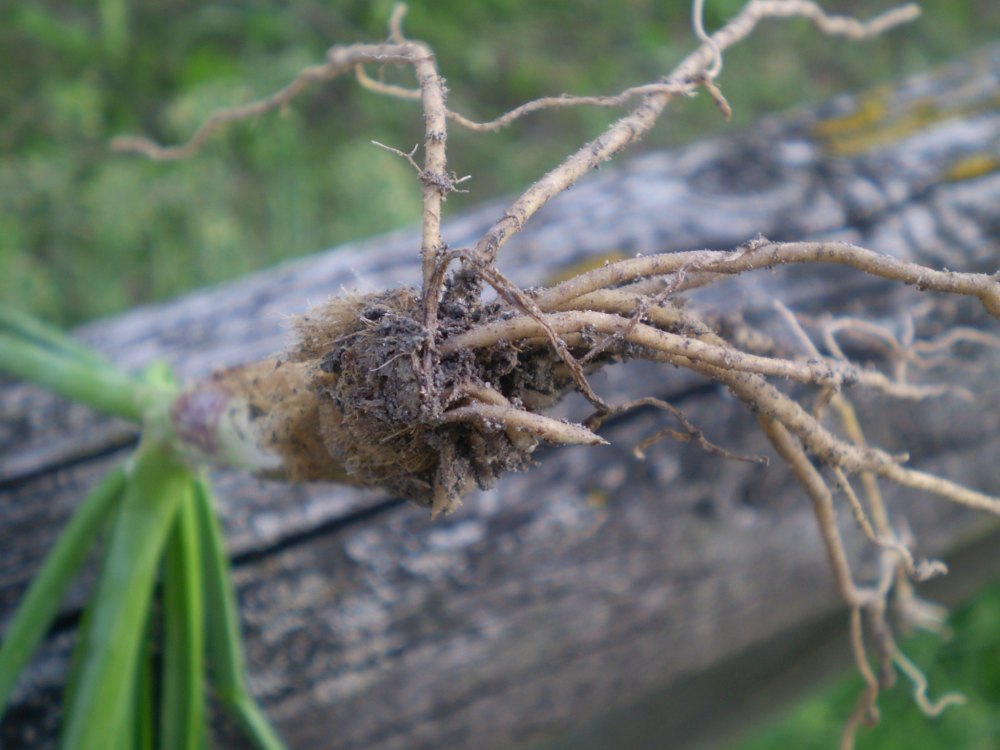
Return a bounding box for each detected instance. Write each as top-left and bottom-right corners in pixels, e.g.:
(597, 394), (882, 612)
(0, 464), (126, 718)
(134, 606), (156, 750)
(194, 478), (287, 750)
(59, 445), (190, 750)
(160, 482), (206, 750)
(0, 305), (113, 370)
(0, 332), (161, 422)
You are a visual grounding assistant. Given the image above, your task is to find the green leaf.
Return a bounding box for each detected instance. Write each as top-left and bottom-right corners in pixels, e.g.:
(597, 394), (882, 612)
(58, 445), (191, 750)
(133, 605), (156, 750)
(0, 331), (149, 422)
(0, 464), (126, 718)
(194, 478), (286, 750)
(0, 304), (113, 371)
(115, 601), (153, 750)
(160, 482), (207, 750)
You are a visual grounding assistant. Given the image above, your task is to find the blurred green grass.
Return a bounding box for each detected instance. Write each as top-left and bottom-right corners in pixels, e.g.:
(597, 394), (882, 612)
(736, 577), (1000, 750)
(2, 2), (999, 748)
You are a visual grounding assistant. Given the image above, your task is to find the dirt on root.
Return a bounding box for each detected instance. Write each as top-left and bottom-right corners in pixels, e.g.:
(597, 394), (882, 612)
(275, 285), (578, 511)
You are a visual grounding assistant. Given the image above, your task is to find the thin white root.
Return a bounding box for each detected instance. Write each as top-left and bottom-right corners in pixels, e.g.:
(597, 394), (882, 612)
(441, 403), (607, 446)
(893, 649), (966, 718)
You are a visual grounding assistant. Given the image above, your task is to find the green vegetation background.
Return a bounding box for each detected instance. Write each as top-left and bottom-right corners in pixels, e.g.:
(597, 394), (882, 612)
(2, 1), (998, 747)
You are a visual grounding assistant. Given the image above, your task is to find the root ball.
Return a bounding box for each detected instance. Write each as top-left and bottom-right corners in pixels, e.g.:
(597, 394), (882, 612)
(289, 289), (574, 511)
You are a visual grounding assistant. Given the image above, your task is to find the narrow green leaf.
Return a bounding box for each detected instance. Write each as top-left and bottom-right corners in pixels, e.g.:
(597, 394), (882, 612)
(0, 304), (113, 371)
(61, 557), (101, 733)
(160, 480), (206, 750)
(0, 332), (147, 421)
(59, 445), (191, 750)
(0, 464), (126, 718)
(115, 602), (152, 750)
(193, 479), (242, 695)
(230, 696), (288, 750)
(134, 605), (156, 750)
(194, 479), (286, 750)
(111, 704), (130, 750)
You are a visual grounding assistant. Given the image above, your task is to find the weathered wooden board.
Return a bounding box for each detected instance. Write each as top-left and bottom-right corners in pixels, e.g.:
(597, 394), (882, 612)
(2, 46), (1000, 749)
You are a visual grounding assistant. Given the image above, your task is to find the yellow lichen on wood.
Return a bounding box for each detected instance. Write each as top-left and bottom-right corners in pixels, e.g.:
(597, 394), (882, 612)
(940, 153), (1000, 183)
(812, 91), (995, 156)
(812, 91), (890, 138)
